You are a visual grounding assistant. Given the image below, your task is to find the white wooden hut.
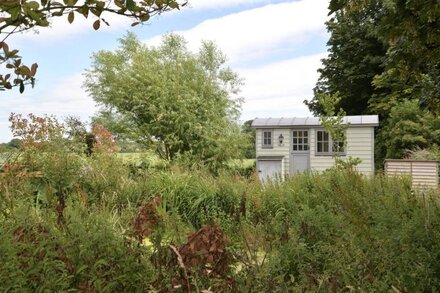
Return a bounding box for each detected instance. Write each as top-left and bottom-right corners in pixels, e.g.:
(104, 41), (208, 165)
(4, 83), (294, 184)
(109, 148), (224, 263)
(251, 115), (379, 180)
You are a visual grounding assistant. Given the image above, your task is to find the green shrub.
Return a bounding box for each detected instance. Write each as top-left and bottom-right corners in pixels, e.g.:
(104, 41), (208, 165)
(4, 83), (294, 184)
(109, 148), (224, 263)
(0, 202), (155, 292)
(2, 143), (440, 291)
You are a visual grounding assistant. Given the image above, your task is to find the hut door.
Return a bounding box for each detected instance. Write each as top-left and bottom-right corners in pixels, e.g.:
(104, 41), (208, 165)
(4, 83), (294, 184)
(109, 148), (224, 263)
(290, 130), (310, 174)
(257, 160), (282, 182)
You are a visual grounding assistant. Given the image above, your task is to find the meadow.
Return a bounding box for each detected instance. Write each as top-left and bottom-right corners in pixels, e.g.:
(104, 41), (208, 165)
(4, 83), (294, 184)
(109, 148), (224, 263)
(1, 146), (439, 292)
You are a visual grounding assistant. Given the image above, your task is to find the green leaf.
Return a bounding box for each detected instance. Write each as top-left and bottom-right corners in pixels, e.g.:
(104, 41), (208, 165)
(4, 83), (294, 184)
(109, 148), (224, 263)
(27, 10), (42, 22)
(96, 1), (105, 9)
(78, 7), (89, 18)
(126, 0), (136, 10)
(38, 17), (50, 26)
(90, 7), (102, 17)
(51, 1), (64, 7)
(168, 1), (178, 9)
(19, 81), (24, 93)
(8, 49), (19, 57)
(51, 10), (64, 16)
(8, 6), (20, 21)
(114, 0), (123, 8)
(19, 65), (32, 77)
(68, 11), (74, 23)
(139, 13), (149, 22)
(26, 1), (40, 10)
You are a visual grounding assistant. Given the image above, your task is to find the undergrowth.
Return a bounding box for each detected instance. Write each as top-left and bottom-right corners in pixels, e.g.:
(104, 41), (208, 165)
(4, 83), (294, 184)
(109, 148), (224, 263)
(1, 147), (439, 292)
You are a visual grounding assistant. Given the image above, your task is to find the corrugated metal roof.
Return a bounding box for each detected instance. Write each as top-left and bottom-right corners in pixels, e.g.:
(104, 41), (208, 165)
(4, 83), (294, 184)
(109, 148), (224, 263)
(251, 115), (379, 127)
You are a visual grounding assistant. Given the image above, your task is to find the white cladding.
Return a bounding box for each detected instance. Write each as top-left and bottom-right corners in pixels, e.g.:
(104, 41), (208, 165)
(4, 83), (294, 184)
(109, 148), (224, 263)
(254, 115), (378, 177)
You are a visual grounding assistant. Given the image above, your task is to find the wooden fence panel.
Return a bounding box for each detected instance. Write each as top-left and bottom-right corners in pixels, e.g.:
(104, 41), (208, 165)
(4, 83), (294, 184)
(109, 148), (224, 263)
(385, 160), (439, 189)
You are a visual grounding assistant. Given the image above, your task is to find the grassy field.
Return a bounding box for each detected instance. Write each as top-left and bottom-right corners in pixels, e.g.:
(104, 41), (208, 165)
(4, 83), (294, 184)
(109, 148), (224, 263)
(118, 152), (256, 173)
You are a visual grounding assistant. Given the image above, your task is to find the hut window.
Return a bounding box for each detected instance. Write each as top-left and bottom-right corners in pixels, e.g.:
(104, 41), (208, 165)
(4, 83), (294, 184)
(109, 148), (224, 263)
(292, 130), (309, 151)
(316, 130), (345, 155)
(262, 130), (273, 148)
(316, 130), (330, 153)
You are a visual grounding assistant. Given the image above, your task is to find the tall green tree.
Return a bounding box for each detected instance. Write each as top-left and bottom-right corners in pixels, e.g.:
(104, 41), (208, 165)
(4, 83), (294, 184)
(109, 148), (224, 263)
(84, 33), (246, 167)
(311, 0), (440, 164)
(369, 0), (440, 116)
(306, 0), (387, 115)
(324, 0), (440, 117)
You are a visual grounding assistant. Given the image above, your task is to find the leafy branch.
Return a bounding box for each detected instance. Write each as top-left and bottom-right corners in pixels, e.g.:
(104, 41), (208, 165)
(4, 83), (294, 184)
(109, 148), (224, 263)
(0, 0), (187, 93)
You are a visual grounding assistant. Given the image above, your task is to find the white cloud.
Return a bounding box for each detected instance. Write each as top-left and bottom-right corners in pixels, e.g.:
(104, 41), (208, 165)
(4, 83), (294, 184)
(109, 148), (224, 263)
(186, 0), (269, 10)
(143, 0), (329, 119)
(239, 53), (326, 119)
(8, 0), (270, 44)
(0, 73), (97, 141)
(6, 74), (94, 115)
(146, 0), (328, 65)
(0, 0), (330, 141)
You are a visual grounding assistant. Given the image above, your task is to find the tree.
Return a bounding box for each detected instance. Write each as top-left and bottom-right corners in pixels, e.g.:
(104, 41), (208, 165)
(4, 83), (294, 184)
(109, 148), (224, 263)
(377, 100), (440, 160)
(325, 0), (440, 117)
(311, 0), (440, 164)
(241, 120), (255, 159)
(305, 0), (387, 116)
(0, 0), (186, 93)
(317, 92), (347, 154)
(84, 33), (246, 167)
(368, 0), (440, 116)
(0, 138), (20, 152)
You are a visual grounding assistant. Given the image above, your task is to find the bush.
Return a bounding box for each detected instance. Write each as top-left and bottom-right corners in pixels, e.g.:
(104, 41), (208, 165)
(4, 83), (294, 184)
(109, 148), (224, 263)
(2, 138), (440, 291)
(0, 202), (155, 292)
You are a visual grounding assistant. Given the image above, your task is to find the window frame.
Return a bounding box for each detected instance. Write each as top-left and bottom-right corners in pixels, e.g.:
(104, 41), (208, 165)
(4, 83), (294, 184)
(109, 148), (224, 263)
(315, 129), (346, 156)
(292, 129), (309, 152)
(262, 129), (274, 149)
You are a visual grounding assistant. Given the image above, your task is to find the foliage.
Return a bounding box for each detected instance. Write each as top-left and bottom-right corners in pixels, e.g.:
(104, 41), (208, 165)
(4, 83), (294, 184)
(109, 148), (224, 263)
(85, 33), (247, 168)
(170, 224), (233, 291)
(2, 120), (440, 291)
(118, 151), (168, 170)
(367, 0), (440, 116)
(9, 113), (64, 150)
(0, 138), (20, 152)
(317, 92), (348, 156)
(91, 123), (118, 153)
(311, 0), (440, 164)
(333, 156), (362, 171)
(242, 119), (256, 159)
(0, 42), (37, 93)
(0, 203), (155, 291)
(0, 0), (186, 93)
(306, 0), (387, 116)
(406, 145), (440, 162)
(377, 100), (440, 159)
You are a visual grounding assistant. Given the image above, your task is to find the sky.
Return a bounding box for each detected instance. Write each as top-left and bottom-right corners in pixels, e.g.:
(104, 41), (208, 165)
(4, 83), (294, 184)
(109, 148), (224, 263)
(0, 0), (330, 142)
